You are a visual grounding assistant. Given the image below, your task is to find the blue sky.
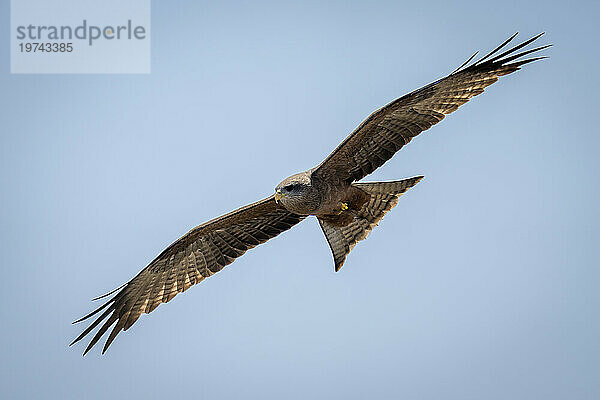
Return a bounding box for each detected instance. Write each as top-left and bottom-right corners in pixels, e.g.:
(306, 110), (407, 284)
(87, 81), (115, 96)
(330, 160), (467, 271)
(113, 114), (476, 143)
(1, 1), (599, 399)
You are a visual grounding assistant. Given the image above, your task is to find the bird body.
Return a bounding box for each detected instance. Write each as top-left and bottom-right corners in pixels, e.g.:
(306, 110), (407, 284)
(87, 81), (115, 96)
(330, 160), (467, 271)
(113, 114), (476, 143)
(275, 170), (368, 219)
(71, 33), (549, 355)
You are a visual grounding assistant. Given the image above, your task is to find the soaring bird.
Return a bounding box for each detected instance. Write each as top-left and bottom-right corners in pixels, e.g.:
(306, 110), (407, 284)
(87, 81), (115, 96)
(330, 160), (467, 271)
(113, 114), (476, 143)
(71, 33), (549, 355)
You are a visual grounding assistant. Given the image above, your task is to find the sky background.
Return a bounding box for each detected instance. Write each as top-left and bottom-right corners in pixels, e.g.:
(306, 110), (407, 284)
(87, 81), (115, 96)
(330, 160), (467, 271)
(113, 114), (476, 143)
(1, 1), (599, 399)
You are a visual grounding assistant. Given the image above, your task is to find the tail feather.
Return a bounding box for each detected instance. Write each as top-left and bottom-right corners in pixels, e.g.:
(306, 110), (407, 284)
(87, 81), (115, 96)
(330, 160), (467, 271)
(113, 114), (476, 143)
(318, 176), (423, 271)
(353, 176), (424, 195)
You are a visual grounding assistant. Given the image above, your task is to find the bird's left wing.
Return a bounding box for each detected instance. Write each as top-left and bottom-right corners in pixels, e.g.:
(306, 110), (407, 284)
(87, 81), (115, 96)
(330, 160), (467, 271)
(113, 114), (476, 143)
(71, 196), (305, 355)
(312, 33), (550, 184)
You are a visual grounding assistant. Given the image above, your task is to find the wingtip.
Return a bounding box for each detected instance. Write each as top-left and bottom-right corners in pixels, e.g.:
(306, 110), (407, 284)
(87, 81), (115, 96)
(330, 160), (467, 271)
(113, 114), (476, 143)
(69, 333), (84, 347)
(525, 31), (545, 42)
(91, 283), (127, 301)
(450, 51), (479, 74)
(83, 344), (94, 356)
(509, 56), (549, 69)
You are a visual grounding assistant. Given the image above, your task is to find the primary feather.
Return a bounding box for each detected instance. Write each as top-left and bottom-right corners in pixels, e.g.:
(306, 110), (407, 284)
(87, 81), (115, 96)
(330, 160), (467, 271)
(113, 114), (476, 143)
(71, 197), (304, 355)
(312, 33), (549, 183)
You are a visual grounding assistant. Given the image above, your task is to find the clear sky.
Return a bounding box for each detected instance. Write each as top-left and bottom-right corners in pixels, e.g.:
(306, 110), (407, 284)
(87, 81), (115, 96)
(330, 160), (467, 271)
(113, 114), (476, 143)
(1, 1), (599, 399)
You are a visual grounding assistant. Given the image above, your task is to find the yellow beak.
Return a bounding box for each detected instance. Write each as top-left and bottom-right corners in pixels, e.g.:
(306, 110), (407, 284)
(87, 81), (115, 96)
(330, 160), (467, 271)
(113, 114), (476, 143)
(274, 190), (285, 203)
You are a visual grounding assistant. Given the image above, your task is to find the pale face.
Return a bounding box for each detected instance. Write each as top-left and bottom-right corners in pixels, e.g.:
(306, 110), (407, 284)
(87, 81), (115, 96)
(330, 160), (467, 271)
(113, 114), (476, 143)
(274, 172), (316, 214)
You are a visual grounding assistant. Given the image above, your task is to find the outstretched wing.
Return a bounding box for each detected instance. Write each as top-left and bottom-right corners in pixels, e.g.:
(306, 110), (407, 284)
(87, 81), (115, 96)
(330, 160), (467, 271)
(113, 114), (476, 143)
(312, 33), (550, 184)
(71, 196), (305, 355)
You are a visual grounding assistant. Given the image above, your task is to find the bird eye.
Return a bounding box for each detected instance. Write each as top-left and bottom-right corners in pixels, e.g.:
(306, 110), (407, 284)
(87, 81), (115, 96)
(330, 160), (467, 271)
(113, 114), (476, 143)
(285, 184), (296, 192)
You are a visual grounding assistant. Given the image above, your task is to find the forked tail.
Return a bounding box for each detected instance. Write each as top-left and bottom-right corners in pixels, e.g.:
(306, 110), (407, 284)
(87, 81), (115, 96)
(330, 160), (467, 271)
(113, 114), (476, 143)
(318, 176), (423, 271)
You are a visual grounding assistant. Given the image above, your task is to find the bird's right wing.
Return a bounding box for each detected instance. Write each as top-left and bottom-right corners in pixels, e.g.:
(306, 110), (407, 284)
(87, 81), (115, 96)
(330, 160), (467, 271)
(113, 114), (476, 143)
(71, 196), (305, 355)
(312, 33), (550, 184)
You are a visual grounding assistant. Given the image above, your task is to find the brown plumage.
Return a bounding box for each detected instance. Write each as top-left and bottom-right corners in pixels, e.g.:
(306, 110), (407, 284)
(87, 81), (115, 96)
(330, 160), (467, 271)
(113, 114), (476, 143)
(71, 33), (549, 354)
(312, 32), (549, 184)
(71, 197), (304, 354)
(319, 177), (424, 271)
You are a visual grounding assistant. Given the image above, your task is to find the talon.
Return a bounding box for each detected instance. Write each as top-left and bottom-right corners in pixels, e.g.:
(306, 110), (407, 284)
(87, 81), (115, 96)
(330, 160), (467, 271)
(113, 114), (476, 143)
(336, 202), (348, 214)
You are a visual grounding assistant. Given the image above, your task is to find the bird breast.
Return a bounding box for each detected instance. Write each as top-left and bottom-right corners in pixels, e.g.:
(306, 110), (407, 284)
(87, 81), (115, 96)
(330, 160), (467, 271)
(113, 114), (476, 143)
(279, 189), (322, 215)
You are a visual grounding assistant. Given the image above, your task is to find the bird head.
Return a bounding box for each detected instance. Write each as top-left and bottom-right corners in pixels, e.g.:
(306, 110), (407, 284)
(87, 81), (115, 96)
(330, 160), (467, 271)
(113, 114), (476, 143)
(274, 172), (311, 206)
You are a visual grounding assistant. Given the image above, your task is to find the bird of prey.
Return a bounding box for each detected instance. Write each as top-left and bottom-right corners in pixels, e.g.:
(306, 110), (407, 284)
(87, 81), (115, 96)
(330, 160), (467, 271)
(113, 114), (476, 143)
(71, 33), (549, 355)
